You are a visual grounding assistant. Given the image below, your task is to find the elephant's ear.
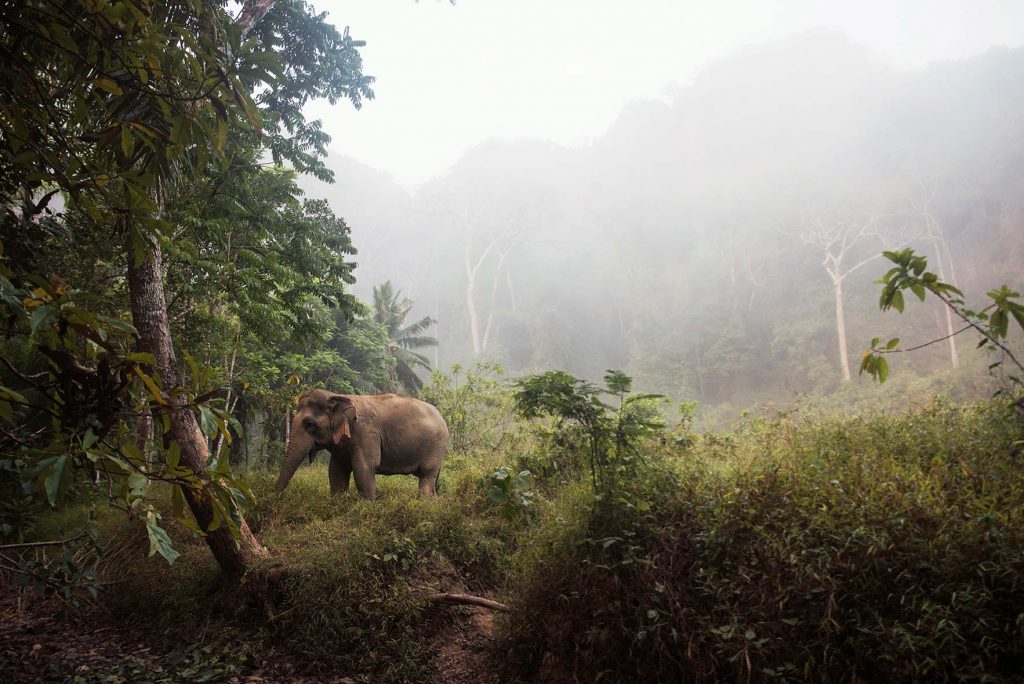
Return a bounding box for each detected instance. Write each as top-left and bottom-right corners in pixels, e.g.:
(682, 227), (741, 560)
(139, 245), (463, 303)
(328, 395), (357, 445)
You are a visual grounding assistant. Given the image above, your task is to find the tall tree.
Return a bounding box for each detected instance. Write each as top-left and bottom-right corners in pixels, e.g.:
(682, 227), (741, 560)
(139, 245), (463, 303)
(799, 206), (904, 382)
(372, 281), (438, 393)
(0, 0), (373, 577)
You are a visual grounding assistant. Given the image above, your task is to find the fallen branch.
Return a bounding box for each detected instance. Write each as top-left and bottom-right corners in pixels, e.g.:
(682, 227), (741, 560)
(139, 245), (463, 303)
(428, 592), (510, 612)
(0, 535), (86, 550)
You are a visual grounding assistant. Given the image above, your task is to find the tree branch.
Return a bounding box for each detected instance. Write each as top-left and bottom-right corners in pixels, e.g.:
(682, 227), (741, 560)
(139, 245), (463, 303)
(873, 324), (972, 354)
(428, 592), (510, 612)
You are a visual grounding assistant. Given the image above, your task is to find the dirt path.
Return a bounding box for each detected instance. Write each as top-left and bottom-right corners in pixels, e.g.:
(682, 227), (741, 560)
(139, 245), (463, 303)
(1, 587), (504, 683)
(431, 606), (499, 684)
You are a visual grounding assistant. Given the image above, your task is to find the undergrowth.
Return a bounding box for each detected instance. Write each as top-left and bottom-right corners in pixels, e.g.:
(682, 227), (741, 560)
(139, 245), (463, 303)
(97, 451), (525, 681)
(19, 397), (1024, 682)
(501, 398), (1024, 682)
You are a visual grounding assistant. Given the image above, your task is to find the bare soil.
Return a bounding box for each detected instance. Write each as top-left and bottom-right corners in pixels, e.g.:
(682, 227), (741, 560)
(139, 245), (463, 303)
(0, 585), (504, 683)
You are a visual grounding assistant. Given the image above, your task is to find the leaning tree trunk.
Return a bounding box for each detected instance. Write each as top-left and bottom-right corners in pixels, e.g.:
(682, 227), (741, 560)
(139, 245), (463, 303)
(126, 231), (267, 578)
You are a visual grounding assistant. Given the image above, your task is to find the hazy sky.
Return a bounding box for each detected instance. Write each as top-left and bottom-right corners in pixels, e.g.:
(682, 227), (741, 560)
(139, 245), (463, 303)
(306, 0), (1024, 187)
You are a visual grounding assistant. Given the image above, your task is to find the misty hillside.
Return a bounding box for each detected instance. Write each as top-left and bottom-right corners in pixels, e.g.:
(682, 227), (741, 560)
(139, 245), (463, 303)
(304, 31), (1024, 414)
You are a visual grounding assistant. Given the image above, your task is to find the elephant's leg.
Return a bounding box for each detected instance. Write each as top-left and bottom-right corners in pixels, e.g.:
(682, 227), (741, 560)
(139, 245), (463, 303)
(351, 443), (379, 501)
(417, 465), (440, 498)
(328, 454), (351, 495)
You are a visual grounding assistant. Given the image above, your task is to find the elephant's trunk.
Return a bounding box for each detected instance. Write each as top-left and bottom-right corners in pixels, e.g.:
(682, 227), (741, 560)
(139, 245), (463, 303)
(276, 424), (314, 492)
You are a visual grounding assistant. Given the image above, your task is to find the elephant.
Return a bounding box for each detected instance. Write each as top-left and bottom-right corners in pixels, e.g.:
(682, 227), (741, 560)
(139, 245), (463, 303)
(275, 389), (449, 500)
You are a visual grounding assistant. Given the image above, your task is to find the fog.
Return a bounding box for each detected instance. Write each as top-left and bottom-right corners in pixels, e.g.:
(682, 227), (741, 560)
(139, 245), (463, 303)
(301, 7), (1024, 416)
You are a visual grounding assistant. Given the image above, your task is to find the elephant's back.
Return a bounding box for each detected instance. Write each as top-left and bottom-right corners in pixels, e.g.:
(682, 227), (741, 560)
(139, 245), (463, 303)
(364, 394), (448, 441)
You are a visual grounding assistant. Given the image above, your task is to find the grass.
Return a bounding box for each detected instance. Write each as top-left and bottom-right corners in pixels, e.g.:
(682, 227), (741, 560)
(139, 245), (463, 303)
(17, 397), (1024, 682)
(501, 398), (1024, 681)
(87, 450), (526, 680)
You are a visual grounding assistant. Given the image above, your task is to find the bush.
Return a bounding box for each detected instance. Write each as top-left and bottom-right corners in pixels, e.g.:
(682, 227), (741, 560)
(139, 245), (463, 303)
(422, 362), (515, 455)
(501, 400), (1024, 681)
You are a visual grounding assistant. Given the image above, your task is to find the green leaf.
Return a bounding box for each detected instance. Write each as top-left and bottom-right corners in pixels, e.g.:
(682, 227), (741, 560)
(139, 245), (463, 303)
(49, 24), (79, 54)
(120, 124), (134, 158)
(514, 470), (535, 491)
(128, 471), (149, 499)
(92, 77), (123, 96)
(134, 367), (166, 405)
(891, 289), (905, 313)
(0, 386), (28, 405)
(885, 338), (900, 350)
(166, 441), (181, 468)
(44, 454), (70, 506)
(990, 310), (1008, 339)
(30, 305), (57, 333)
(146, 510), (180, 565)
(171, 484), (185, 519)
(877, 356), (889, 384)
(1010, 304), (1024, 332)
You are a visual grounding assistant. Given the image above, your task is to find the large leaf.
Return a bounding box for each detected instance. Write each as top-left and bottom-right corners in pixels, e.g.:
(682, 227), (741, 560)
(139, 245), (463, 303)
(146, 511), (180, 565)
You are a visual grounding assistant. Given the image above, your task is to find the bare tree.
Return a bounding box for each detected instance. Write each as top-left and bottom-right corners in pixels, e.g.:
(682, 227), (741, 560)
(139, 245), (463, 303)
(799, 208), (905, 382)
(420, 200), (523, 356)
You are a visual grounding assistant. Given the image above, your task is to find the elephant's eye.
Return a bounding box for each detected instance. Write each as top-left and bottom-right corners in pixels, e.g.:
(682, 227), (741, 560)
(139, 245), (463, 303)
(303, 419), (317, 432)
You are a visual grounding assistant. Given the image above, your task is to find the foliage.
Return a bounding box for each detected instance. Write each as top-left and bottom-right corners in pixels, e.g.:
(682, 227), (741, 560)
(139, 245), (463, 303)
(421, 361), (514, 454)
(0, 264), (252, 566)
(862, 249), (1024, 406)
(371, 280), (437, 394)
(503, 399), (1024, 681)
(513, 369), (665, 491)
(484, 466), (535, 517)
(13, 384), (1024, 681)
(101, 456), (522, 681)
(0, 0), (378, 581)
(70, 643), (257, 684)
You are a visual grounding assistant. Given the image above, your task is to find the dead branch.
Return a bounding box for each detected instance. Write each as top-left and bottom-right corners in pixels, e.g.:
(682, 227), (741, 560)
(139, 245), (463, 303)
(428, 592), (510, 612)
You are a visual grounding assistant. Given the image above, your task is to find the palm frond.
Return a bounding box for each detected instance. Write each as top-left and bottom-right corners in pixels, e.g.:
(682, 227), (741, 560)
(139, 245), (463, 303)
(397, 335), (439, 350)
(396, 315), (436, 340)
(395, 347), (432, 370)
(395, 358), (425, 394)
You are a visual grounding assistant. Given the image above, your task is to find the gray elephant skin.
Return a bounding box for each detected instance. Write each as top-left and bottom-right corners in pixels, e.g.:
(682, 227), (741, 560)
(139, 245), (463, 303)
(275, 389), (449, 499)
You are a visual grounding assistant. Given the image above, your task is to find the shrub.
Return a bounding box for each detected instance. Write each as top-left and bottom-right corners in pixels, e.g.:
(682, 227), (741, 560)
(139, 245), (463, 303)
(501, 400), (1024, 681)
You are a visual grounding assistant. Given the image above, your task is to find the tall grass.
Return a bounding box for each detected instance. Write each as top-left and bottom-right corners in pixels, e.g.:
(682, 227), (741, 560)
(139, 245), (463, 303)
(101, 451), (525, 680)
(26, 398), (1024, 682)
(501, 399), (1024, 681)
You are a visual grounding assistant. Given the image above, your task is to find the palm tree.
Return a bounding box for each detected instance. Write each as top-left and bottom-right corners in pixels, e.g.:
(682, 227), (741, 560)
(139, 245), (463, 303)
(372, 281), (438, 394)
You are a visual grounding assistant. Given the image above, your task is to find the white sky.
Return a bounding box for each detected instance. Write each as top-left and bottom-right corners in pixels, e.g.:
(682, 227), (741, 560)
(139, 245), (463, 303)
(306, 0), (1024, 187)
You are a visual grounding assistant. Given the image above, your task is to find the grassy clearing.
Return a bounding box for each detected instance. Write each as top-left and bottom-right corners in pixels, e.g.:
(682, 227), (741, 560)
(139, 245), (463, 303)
(94, 450), (526, 680)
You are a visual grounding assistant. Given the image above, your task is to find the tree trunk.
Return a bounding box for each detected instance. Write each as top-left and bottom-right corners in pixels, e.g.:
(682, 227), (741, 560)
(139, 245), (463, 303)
(833, 276), (852, 382)
(930, 236), (959, 369)
(465, 243), (482, 355)
(126, 232), (266, 578)
(481, 248), (509, 352)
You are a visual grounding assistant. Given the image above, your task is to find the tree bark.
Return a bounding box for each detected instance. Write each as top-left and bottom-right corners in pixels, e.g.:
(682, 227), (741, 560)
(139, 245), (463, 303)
(126, 232), (266, 578)
(930, 234), (959, 369)
(481, 247), (510, 352)
(833, 275), (852, 382)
